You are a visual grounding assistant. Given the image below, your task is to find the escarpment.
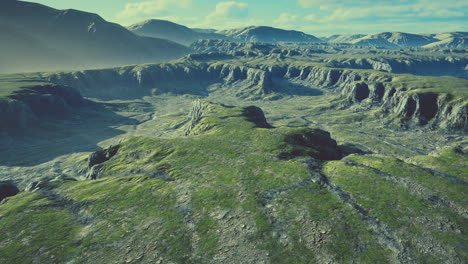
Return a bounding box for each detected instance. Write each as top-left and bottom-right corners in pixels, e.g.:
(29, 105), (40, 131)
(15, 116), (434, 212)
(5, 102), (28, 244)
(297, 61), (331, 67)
(42, 58), (467, 131)
(264, 64), (467, 130)
(325, 57), (468, 78)
(45, 61), (273, 100)
(0, 83), (86, 131)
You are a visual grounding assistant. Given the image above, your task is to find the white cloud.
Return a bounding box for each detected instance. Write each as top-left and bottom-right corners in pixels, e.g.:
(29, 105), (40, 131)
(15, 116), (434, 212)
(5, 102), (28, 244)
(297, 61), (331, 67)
(299, 20), (466, 36)
(300, 0), (466, 24)
(298, 0), (375, 8)
(191, 1), (253, 29)
(273, 13), (299, 29)
(206, 1), (249, 20)
(117, 0), (192, 19)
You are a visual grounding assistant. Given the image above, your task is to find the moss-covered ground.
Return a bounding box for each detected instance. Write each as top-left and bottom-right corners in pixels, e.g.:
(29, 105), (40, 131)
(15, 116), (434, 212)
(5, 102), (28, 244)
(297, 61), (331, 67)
(1, 101), (466, 263)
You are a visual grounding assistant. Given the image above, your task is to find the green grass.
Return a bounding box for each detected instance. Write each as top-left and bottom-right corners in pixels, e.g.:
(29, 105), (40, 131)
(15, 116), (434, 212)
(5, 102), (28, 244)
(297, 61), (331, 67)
(1, 100), (466, 263)
(409, 145), (468, 179)
(322, 159), (467, 262)
(0, 192), (81, 264)
(347, 154), (468, 204)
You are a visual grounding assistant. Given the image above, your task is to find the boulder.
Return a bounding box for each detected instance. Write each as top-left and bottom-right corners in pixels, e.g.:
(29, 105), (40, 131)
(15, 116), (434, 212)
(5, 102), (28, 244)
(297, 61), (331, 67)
(0, 182), (19, 201)
(88, 145), (119, 168)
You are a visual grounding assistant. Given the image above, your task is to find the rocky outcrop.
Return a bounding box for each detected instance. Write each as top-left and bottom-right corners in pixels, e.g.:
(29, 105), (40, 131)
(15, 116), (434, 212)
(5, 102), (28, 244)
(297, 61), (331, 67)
(86, 145), (120, 180)
(88, 145), (119, 168)
(242, 106), (273, 128)
(0, 182), (19, 202)
(0, 1), (190, 73)
(25, 175), (77, 192)
(279, 129), (342, 160)
(185, 100), (210, 136)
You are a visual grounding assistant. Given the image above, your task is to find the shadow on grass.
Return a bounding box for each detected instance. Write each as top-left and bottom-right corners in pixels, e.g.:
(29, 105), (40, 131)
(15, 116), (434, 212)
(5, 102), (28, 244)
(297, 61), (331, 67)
(0, 102), (138, 167)
(273, 79), (324, 96)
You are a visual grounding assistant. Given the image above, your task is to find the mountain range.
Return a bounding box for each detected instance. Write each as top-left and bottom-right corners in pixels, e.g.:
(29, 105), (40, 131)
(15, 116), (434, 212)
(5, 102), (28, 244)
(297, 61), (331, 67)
(0, 1), (467, 263)
(128, 19), (226, 46)
(0, 0), (189, 73)
(216, 26), (322, 43)
(0, 0), (467, 74)
(324, 31), (468, 49)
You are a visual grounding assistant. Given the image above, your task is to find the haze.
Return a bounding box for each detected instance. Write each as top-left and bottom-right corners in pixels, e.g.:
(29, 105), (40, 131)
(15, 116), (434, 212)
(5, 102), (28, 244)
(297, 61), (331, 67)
(27, 0), (468, 35)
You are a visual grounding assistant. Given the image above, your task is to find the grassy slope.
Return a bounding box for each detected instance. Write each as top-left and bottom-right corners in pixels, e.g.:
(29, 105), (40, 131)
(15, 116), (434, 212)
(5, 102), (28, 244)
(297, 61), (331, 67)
(0, 102), (389, 263)
(1, 102), (466, 263)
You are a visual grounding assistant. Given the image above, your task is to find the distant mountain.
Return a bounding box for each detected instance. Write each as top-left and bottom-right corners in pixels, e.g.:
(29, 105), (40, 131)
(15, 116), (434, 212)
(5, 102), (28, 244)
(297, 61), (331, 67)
(217, 26), (322, 43)
(430, 32), (468, 41)
(422, 37), (468, 49)
(191, 28), (218, 34)
(128, 19), (225, 46)
(0, 0), (190, 73)
(0, 24), (71, 73)
(420, 32), (468, 48)
(322, 34), (367, 43)
(351, 32), (438, 49)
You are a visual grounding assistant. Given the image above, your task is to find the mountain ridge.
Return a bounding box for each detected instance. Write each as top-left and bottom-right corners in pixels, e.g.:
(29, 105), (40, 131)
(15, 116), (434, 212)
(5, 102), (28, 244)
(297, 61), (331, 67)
(217, 26), (322, 43)
(128, 19), (226, 46)
(0, 1), (190, 73)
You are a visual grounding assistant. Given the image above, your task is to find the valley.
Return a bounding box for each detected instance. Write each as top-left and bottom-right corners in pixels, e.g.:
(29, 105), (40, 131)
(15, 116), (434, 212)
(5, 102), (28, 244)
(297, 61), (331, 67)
(0, 1), (467, 263)
(1, 45), (466, 263)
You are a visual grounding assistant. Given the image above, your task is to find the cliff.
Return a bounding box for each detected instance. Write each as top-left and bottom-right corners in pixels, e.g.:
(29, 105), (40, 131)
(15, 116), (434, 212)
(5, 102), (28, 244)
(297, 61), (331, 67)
(0, 82), (85, 131)
(325, 57), (468, 78)
(41, 58), (467, 131)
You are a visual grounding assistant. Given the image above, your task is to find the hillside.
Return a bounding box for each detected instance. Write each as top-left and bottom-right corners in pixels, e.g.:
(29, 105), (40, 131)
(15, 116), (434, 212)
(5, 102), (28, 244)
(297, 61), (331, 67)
(0, 100), (466, 263)
(217, 26), (322, 43)
(128, 19), (225, 46)
(322, 34), (367, 43)
(351, 32), (438, 49)
(0, 2), (467, 263)
(422, 37), (468, 49)
(0, 1), (190, 73)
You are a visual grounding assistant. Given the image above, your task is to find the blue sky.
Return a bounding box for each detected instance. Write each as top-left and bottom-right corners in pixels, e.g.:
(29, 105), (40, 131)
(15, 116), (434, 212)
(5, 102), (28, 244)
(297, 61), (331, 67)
(27, 0), (467, 36)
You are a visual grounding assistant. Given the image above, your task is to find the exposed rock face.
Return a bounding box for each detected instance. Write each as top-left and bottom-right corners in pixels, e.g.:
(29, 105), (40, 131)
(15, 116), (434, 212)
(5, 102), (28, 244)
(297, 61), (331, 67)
(0, 182), (19, 202)
(279, 129), (342, 160)
(264, 65), (467, 130)
(325, 57), (468, 78)
(25, 175), (77, 192)
(88, 145), (120, 168)
(242, 106), (273, 128)
(0, 84), (86, 131)
(185, 100), (210, 136)
(86, 145), (119, 180)
(191, 39), (277, 56)
(43, 58), (466, 131)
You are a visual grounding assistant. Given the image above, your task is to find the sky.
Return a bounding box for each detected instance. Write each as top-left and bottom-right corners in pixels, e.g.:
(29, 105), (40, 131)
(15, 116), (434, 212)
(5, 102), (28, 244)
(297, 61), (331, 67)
(26, 0), (467, 36)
